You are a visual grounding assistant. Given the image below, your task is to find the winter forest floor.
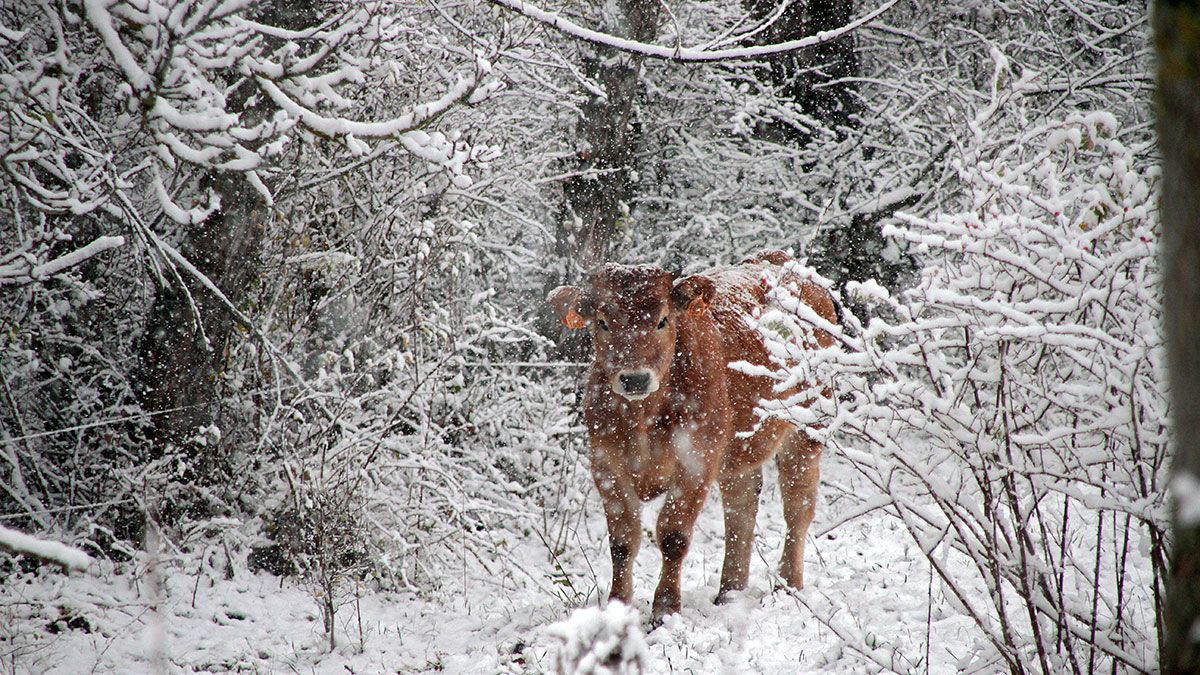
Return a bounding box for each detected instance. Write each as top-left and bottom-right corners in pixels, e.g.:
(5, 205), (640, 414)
(1, 451), (987, 674)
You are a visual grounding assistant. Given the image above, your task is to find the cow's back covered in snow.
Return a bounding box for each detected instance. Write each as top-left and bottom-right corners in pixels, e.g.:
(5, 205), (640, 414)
(548, 250), (836, 621)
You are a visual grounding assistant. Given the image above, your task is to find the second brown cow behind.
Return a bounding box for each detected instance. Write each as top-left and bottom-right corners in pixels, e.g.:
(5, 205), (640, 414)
(548, 250), (837, 622)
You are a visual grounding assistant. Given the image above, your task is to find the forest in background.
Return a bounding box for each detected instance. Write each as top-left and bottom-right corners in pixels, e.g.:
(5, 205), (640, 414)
(0, 0), (1165, 672)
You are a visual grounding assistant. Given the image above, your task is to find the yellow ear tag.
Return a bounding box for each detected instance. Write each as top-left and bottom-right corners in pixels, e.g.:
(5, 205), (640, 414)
(687, 297), (710, 317)
(563, 309), (586, 330)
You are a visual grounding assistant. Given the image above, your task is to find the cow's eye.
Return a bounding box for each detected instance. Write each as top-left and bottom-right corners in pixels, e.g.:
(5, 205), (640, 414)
(597, 318), (609, 331)
(656, 316), (668, 330)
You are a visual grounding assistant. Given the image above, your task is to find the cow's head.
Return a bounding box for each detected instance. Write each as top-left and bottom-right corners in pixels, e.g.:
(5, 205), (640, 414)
(548, 264), (715, 401)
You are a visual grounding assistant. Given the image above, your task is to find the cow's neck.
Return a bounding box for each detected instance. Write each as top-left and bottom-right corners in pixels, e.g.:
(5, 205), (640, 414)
(668, 313), (716, 396)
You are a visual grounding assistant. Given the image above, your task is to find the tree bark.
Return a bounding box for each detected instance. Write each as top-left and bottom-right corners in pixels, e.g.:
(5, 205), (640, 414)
(1156, 1), (1200, 672)
(743, 0), (862, 143)
(135, 0), (318, 446)
(543, 0), (660, 355)
(739, 0), (901, 299)
(135, 173), (267, 445)
(555, 0), (661, 271)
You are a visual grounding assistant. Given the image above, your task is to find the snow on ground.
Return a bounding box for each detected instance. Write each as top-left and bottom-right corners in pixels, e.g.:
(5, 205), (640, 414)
(0, 453), (978, 674)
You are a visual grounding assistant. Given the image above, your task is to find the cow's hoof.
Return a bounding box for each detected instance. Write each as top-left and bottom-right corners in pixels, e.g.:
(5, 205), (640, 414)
(649, 611), (676, 629)
(608, 591), (634, 607)
(773, 579), (804, 595)
(650, 597), (680, 626)
(778, 566), (805, 590)
(714, 588), (744, 605)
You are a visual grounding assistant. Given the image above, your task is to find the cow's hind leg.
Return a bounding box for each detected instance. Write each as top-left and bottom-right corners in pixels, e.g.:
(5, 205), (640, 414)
(715, 466), (762, 603)
(776, 431), (822, 589)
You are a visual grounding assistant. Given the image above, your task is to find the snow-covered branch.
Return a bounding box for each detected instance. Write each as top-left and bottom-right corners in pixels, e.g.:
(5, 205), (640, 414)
(486, 0), (899, 62)
(255, 62), (500, 141)
(0, 236), (126, 286)
(0, 524), (91, 571)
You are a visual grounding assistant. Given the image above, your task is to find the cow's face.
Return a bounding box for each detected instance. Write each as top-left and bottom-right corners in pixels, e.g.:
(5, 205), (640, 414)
(548, 265), (715, 401)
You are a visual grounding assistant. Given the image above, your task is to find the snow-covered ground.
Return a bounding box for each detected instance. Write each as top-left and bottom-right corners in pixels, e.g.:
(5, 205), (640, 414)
(1, 453), (979, 674)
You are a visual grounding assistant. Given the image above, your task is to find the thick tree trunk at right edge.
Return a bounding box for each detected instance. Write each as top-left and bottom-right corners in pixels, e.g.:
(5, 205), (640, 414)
(1155, 1), (1200, 671)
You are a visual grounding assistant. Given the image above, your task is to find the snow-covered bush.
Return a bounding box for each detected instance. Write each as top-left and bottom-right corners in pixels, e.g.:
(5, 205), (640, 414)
(230, 40), (591, 594)
(751, 106), (1165, 672)
(0, 1), (602, 629)
(546, 601), (649, 675)
(0, 0), (500, 531)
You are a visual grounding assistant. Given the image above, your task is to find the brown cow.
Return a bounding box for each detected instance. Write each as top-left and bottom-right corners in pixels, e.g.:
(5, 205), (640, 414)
(548, 250), (836, 622)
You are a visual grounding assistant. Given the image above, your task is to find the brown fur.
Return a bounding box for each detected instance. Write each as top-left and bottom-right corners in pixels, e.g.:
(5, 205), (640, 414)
(548, 250), (836, 621)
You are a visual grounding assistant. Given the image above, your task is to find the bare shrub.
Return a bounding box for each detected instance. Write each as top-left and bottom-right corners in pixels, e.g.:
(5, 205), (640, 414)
(752, 107), (1165, 672)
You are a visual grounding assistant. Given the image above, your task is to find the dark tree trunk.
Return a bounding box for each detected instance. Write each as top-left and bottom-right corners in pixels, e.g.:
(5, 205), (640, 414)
(800, 0), (863, 131)
(135, 0), (319, 446)
(1156, 1), (1200, 672)
(136, 173), (267, 445)
(743, 0), (862, 143)
(554, 0), (660, 271)
(543, 0), (660, 354)
(556, 71), (637, 270)
(738, 0), (902, 300)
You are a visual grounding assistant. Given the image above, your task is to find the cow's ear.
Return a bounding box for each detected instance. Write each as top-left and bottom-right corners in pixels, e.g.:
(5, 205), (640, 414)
(547, 286), (588, 330)
(671, 275), (716, 317)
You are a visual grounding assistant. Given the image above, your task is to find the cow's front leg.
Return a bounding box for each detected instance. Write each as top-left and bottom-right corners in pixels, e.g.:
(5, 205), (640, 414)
(593, 463), (642, 605)
(651, 481), (711, 622)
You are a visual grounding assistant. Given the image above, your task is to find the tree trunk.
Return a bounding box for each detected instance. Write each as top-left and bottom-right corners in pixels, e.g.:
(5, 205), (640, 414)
(800, 0), (862, 131)
(739, 0), (901, 299)
(743, 0), (861, 143)
(135, 0), (318, 447)
(554, 0), (660, 272)
(135, 173), (267, 445)
(543, 0), (660, 354)
(1156, 2), (1200, 672)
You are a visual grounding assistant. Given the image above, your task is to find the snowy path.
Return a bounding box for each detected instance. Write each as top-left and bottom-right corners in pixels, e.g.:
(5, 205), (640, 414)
(1, 454), (976, 673)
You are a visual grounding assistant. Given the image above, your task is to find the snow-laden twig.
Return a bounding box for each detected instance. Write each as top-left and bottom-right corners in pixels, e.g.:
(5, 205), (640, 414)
(486, 0), (899, 62)
(0, 524), (91, 570)
(0, 236), (125, 286)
